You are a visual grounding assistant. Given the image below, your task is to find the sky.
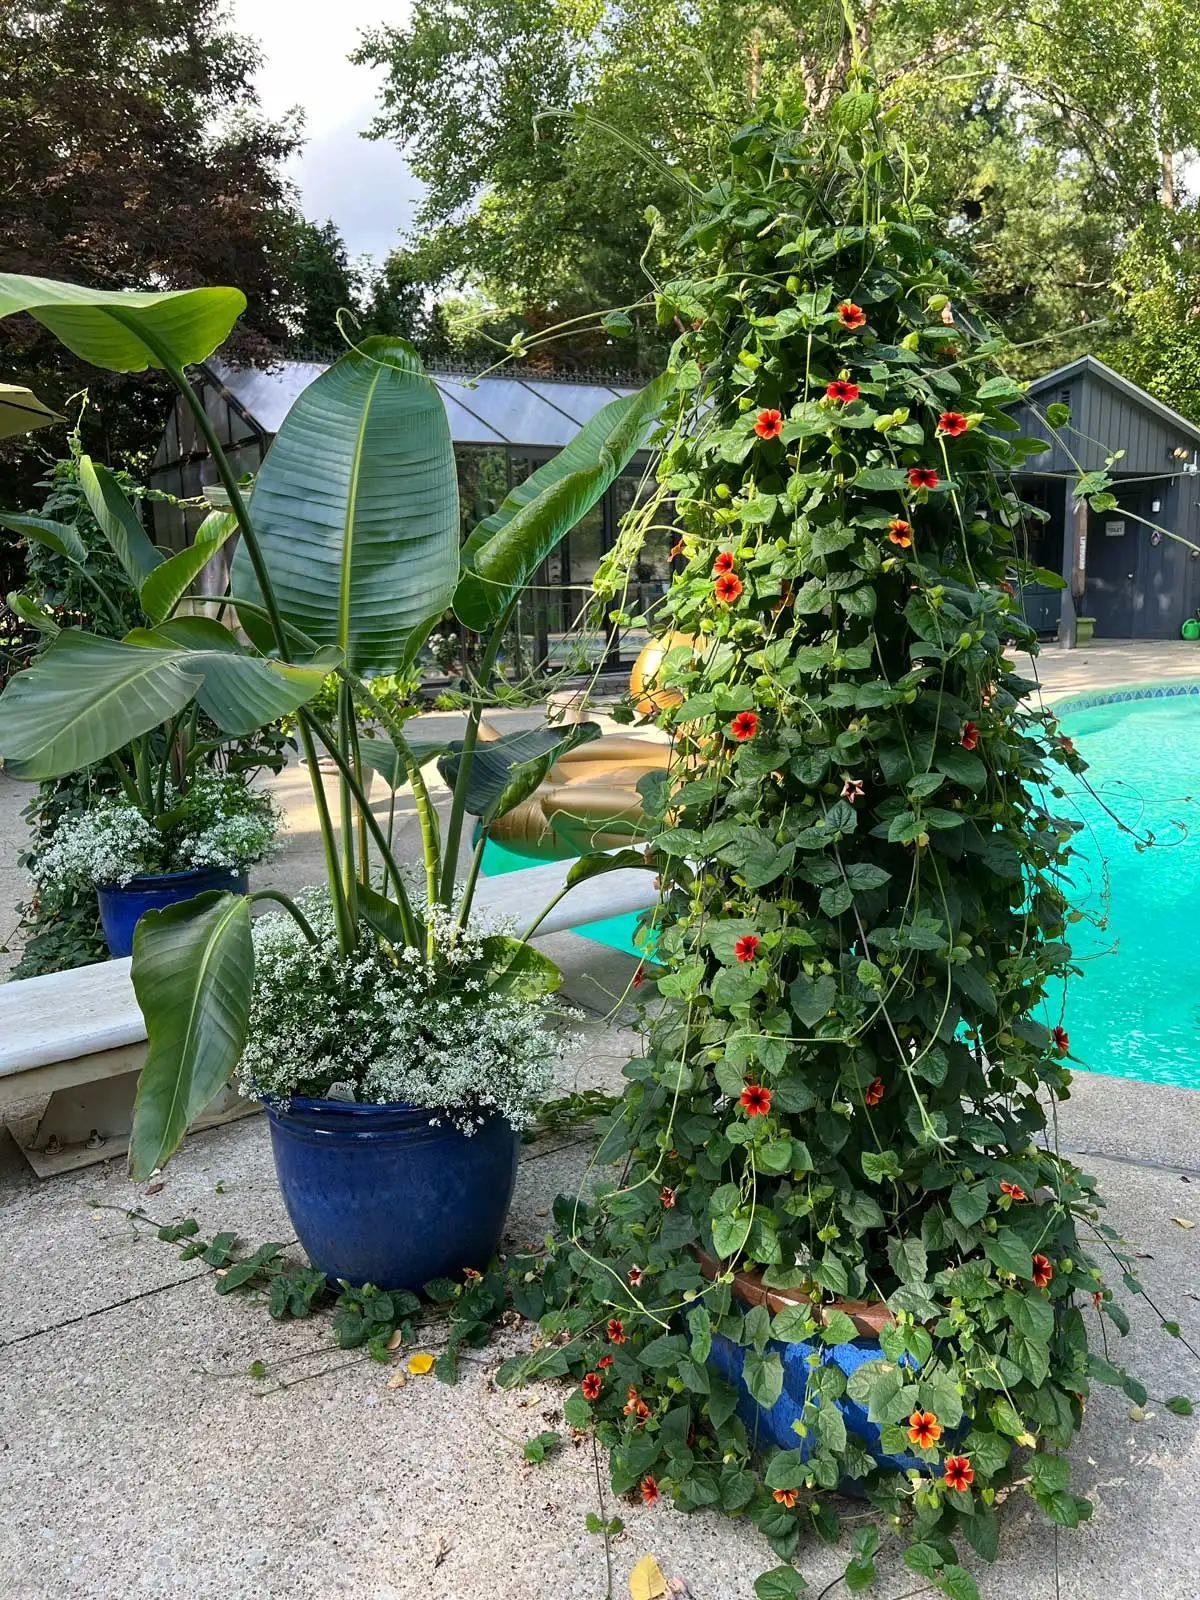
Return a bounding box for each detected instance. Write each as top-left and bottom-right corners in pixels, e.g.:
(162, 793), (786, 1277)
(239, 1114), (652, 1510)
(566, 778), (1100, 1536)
(227, 0), (424, 264)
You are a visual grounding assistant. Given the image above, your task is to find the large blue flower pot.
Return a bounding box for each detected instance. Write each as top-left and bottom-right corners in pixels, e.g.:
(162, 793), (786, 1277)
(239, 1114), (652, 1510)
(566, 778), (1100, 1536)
(709, 1330), (939, 1477)
(264, 1097), (521, 1291)
(97, 867), (249, 958)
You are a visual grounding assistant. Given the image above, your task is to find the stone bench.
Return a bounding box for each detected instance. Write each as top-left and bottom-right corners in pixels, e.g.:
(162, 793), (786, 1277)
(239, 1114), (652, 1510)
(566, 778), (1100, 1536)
(0, 858), (655, 1176)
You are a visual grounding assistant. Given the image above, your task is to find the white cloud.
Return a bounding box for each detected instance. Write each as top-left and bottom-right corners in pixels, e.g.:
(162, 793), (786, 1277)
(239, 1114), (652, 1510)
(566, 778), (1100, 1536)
(226, 0), (422, 259)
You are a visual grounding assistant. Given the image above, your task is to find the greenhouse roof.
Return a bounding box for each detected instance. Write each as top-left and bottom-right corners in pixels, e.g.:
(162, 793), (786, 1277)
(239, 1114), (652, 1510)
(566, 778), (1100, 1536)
(207, 361), (637, 450)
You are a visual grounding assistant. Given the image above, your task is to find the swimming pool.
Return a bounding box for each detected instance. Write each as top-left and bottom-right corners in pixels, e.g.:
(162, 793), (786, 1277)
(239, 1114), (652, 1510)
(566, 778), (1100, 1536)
(481, 682), (1200, 1089)
(1052, 683), (1200, 1089)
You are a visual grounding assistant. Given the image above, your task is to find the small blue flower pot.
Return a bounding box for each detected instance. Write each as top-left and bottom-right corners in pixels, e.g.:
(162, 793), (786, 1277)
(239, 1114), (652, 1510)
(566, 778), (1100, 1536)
(709, 1330), (938, 1477)
(264, 1097), (521, 1291)
(96, 867), (249, 958)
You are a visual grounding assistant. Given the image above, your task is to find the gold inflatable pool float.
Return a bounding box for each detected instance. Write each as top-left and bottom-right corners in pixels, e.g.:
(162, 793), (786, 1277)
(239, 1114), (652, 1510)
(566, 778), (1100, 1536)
(485, 635), (693, 860)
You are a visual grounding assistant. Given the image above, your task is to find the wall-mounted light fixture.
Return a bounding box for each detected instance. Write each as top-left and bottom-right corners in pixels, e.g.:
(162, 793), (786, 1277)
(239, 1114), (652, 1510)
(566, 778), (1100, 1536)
(1151, 497), (1162, 513)
(1171, 445), (1191, 460)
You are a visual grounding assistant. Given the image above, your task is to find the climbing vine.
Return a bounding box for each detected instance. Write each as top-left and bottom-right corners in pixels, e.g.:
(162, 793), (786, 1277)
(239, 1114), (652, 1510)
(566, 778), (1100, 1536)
(495, 91), (1192, 1594)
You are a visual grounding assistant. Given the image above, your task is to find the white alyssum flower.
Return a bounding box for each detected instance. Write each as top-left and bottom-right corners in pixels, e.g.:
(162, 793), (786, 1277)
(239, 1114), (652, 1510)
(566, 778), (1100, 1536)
(236, 888), (579, 1134)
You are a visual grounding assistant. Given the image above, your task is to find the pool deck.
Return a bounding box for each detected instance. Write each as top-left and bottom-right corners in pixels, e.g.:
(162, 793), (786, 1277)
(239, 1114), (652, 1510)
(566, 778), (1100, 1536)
(1, 641), (1198, 1598)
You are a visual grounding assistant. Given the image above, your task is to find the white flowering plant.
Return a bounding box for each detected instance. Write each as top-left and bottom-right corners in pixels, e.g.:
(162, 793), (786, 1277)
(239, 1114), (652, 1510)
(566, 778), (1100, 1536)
(33, 772), (281, 894)
(237, 889), (575, 1131)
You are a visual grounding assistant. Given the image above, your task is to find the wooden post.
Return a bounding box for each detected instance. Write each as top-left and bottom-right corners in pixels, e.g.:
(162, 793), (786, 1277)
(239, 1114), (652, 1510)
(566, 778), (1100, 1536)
(1060, 495), (1088, 648)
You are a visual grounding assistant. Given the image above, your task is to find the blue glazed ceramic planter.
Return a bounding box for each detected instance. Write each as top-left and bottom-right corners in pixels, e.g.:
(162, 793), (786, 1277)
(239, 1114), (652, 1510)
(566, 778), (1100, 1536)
(709, 1329), (935, 1477)
(96, 867), (249, 957)
(265, 1097), (521, 1292)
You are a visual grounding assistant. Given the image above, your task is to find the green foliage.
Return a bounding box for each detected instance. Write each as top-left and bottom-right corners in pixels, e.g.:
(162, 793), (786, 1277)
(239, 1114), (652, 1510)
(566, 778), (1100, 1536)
(491, 105), (1172, 1581)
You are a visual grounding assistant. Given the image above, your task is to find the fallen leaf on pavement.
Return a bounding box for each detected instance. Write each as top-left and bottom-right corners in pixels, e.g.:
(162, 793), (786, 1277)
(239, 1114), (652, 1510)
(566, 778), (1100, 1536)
(1171, 1217), (1195, 1230)
(387, 1372), (407, 1389)
(407, 1352), (436, 1375)
(629, 1554), (667, 1600)
(387, 1328), (405, 1352)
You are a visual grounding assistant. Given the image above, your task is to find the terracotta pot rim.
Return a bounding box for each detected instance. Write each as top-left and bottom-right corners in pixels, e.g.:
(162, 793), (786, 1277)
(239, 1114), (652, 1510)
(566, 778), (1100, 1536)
(693, 1248), (893, 1339)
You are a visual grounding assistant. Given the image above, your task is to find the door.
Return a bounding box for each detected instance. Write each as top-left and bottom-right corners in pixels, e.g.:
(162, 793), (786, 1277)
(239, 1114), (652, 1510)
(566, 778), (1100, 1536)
(1132, 480), (1189, 639)
(1083, 496), (1136, 636)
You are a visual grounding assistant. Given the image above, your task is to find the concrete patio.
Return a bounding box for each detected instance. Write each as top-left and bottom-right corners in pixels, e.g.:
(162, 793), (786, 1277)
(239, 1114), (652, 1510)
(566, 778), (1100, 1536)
(1, 641), (1198, 1599)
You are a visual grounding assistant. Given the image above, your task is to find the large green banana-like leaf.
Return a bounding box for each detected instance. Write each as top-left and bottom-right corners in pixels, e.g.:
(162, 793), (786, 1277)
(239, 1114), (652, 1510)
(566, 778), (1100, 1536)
(125, 616), (335, 735)
(453, 372), (672, 631)
(0, 630), (203, 777)
(358, 734), (447, 790)
(0, 274), (246, 372)
(231, 337), (459, 673)
(0, 511), (87, 566)
(5, 591), (60, 638)
(79, 456), (163, 586)
(139, 511), (237, 624)
(129, 891), (253, 1178)
(438, 722), (601, 821)
(0, 382), (61, 440)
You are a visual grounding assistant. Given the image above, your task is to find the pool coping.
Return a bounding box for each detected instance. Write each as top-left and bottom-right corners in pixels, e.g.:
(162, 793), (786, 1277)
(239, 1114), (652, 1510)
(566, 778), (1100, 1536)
(1045, 678), (1200, 718)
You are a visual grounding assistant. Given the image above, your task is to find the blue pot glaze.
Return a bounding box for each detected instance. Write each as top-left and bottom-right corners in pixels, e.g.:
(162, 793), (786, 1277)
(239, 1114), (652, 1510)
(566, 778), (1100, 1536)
(709, 1330), (943, 1478)
(265, 1097), (521, 1292)
(96, 867), (249, 957)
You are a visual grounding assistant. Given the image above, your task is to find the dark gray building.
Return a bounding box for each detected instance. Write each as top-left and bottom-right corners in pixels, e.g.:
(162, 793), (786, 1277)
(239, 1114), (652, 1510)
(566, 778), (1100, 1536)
(1011, 355), (1200, 641)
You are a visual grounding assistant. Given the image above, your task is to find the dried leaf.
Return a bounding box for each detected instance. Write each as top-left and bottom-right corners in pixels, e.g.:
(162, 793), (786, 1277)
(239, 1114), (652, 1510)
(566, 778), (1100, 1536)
(630, 1554), (668, 1600)
(387, 1328), (405, 1352)
(387, 1372), (407, 1389)
(1171, 1217), (1195, 1230)
(407, 1352), (436, 1375)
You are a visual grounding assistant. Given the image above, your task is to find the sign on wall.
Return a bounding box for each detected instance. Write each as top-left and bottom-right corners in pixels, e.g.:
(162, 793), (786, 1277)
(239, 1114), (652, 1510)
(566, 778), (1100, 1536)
(1104, 519), (1126, 537)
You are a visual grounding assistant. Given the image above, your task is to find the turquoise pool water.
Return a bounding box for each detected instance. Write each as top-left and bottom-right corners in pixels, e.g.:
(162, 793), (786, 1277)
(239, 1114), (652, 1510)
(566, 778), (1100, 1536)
(482, 687), (1200, 1088)
(1053, 690), (1200, 1088)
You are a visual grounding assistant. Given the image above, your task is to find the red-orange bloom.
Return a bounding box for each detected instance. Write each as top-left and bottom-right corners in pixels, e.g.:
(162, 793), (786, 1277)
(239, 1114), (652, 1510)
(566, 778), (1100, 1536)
(1000, 1180), (1027, 1201)
(1052, 1026), (1069, 1056)
(734, 934), (760, 963)
(908, 1410), (943, 1449)
(826, 379), (859, 403)
(640, 1475), (660, 1505)
(841, 776), (866, 803)
(462, 1266), (482, 1282)
(632, 962), (646, 989)
(937, 410), (969, 436)
(730, 709), (758, 741)
(960, 720), (979, 750)
(864, 1077), (885, 1106)
(623, 1385), (640, 1414)
(627, 1264), (643, 1286)
(606, 1318), (626, 1344)
(754, 409), (784, 439)
(908, 466), (940, 489)
(838, 301), (867, 329)
(1032, 1254), (1054, 1288)
(598, 1355), (614, 1368)
(887, 518), (913, 547)
(739, 1083), (772, 1116)
(714, 571), (743, 604)
(713, 549), (735, 574)
(660, 1186), (676, 1208)
(943, 1455), (975, 1492)
(669, 538), (686, 561)
(1059, 735), (1076, 757)
(772, 1487), (798, 1508)
(581, 1372), (602, 1401)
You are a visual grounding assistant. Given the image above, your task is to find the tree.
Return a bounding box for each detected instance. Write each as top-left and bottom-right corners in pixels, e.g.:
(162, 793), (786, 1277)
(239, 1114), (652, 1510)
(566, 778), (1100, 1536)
(355, 0), (1200, 392)
(0, 0), (302, 499)
(278, 218), (365, 355)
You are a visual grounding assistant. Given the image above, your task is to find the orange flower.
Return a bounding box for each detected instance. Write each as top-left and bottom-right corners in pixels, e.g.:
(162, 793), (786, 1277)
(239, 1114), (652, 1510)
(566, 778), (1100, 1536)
(734, 934), (760, 962)
(887, 518), (913, 547)
(1052, 1026), (1069, 1056)
(1059, 735), (1076, 757)
(627, 1264), (643, 1286)
(773, 1487), (798, 1508)
(1000, 1180), (1027, 1201)
(640, 1474), (660, 1505)
(754, 408), (783, 439)
(713, 549), (735, 574)
(864, 1077), (885, 1106)
(669, 538), (686, 561)
(826, 379), (859, 403)
(607, 1318), (626, 1344)
(714, 571), (743, 604)
(660, 1186), (676, 1208)
(632, 962), (646, 988)
(581, 1372), (602, 1401)
(623, 1384), (640, 1414)
(908, 1410), (943, 1449)
(960, 720), (979, 750)
(462, 1266), (482, 1282)
(730, 709), (758, 741)
(943, 1455), (974, 1492)
(841, 776), (866, 803)
(837, 301), (867, 329)
(598, 1355), (614, 1368)
(937, 410), (969, 436)
(739, 1083), (772, 1116)
(1032, 1254), (1054, 1288)
(908, 466), (939, 490)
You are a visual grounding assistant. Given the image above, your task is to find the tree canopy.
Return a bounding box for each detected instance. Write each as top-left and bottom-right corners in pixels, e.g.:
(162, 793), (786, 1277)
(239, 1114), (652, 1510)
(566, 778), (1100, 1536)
(355, 0), (1200, 401)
